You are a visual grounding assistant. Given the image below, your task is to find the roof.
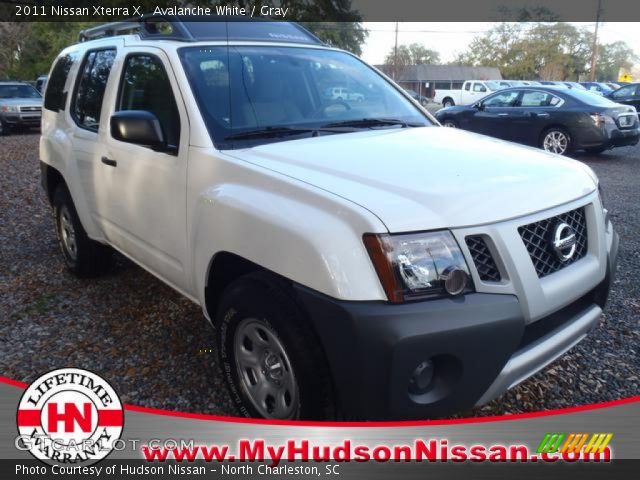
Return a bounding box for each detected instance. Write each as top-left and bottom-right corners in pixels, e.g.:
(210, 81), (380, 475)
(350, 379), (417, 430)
(78, 15), (323, 46)
(376, 64), (503, 81)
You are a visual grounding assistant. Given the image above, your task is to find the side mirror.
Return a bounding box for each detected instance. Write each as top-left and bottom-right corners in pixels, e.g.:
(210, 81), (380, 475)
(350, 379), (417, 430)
(474, 102), (484, 110)
(110, 111), (167, 151)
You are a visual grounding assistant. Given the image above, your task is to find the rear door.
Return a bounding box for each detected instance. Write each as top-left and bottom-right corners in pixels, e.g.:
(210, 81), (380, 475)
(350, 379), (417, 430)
(510, 90), (564, 146)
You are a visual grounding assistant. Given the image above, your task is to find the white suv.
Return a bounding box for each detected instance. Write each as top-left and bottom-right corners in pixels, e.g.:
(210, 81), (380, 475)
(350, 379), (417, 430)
(40, 16), (618, 421)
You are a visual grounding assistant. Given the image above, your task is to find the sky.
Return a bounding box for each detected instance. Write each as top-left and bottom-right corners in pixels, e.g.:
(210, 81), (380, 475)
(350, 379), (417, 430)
(359, 22), (640, 71)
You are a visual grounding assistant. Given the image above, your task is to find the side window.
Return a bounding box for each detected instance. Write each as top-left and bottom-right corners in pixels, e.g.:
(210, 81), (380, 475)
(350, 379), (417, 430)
(44, 54), (76, 111)
(473, 83), (487, 93)
(520, 91), (557, 107)
(117, 54), (181, 148)
(464, 83), (471, 91)
(72, 49), (116, 131)
(612, 85), (636, 99)
(483, 91), (520, 107)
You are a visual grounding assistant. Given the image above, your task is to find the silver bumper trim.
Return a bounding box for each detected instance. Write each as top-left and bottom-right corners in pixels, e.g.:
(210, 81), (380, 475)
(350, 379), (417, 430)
(476, 304), (602, 406)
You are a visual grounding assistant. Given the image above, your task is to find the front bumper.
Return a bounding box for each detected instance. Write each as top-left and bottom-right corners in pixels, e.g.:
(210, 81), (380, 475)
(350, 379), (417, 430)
(0, 113), (41, 127)
(294, 229), (618, 420)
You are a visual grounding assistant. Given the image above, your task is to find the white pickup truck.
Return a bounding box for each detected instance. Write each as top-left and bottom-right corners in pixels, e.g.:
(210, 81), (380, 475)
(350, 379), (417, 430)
(40, 17), (618, 421)
(434, 80), (505, 107)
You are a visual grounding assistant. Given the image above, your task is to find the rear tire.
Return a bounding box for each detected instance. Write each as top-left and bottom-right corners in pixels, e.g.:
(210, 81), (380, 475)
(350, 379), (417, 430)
(216, 273), (335, 420)
(443, 98), (455, 108)
(53, 185), (113, 277)
(442, 119), (458, 128)
(540, 127), (572, 155)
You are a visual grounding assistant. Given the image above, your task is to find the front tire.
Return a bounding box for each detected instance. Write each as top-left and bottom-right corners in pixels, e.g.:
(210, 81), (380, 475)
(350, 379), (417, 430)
(442, 119), (458, 128)
(540, 127), (572, 155)
(216, 273), (335, 420)
(0, 120), (8, 136)
(53, 185), (113, 277)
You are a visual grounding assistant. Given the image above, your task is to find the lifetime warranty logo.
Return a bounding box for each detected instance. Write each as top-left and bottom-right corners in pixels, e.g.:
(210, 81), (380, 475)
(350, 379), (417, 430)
(16, 368), (124, 465)
(536, 432), (613, 455)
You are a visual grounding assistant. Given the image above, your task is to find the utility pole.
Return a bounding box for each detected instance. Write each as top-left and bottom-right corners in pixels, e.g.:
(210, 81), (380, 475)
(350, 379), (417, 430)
(589, 0), (602, 81)
(393, 22), (399, 80)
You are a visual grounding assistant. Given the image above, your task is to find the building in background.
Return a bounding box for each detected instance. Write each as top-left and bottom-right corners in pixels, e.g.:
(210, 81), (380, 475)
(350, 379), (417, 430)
(376, 64), (502, 99)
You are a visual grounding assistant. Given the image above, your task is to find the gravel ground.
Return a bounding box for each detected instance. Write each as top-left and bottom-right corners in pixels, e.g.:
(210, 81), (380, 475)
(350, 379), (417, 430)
(0, 132), (638, 419)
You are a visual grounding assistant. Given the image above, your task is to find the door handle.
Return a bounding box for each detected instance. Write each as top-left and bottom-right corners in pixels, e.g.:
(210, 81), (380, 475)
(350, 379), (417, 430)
(535, 112), (550, 117)
(101, 156), (117, 167)
(498, 113), (510, 116)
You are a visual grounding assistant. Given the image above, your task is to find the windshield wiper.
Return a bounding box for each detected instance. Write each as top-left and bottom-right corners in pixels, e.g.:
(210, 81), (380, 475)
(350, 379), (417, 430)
(225, 126), (316, 141)
(321, 118), (422, 129)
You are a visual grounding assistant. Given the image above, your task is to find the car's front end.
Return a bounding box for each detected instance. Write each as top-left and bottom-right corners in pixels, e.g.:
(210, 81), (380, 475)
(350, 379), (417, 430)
(0, 84), (43, 134)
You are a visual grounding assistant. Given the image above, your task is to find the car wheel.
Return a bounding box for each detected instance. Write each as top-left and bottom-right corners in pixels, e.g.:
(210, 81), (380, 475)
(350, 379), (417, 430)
(585, 146), (607, 154)
(421, 99), (428, 107)
(442, 119), (458, 128)
(216, 273), (335, 420)
(53, 185), (113, 277)
(443, 98), (455, 108)
(540, 127), (572, 155)
(0, 121), (8, 136)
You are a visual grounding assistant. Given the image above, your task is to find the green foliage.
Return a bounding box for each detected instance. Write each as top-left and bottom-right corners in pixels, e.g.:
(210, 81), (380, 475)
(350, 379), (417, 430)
(384, 43), (441, 66)
(456, 22), (636, 81)
(596, 41), (638, 81)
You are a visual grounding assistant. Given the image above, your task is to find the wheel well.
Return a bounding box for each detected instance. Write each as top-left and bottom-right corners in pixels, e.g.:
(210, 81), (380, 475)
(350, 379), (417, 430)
(44, 164), (66, 205)
(204, 252), (268, 320)
(443, 97), (454, 105)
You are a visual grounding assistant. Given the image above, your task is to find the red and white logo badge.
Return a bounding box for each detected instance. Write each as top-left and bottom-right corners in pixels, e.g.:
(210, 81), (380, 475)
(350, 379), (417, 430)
(16, 368), (123, 465)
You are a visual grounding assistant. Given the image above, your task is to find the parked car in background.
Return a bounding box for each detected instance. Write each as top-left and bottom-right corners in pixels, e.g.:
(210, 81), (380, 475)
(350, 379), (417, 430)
(606, 83), (640, 115)
(36, 75), (48, 94)
(539, 81), (568, 88)
(581, 82), (615, 96)
(0, 81), (43, 135)
(403, 88), (430, 107)
(605, 82), (621, 90)
(435, 86), (639, 155)
(328, 87), (364, 102)
(563, 81), (587, 90)
(434, 80), (504, 107)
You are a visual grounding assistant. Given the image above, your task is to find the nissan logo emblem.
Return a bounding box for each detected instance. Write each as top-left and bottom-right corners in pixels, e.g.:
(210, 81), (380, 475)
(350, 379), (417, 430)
(551, 222), (577, 262)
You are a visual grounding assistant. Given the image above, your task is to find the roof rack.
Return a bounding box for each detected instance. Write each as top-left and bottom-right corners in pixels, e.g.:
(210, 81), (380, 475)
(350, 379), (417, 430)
(78, 14), (324, 46)
(78, 15), (194, 42)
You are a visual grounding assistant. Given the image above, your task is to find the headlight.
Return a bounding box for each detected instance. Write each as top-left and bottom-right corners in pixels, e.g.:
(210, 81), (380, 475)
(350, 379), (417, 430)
(1, 105), (19, 113)
(363, 231), (472, 303)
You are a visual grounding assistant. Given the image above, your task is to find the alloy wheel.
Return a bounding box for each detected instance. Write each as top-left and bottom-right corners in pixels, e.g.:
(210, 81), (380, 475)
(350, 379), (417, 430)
(543, 130), (569, 155)
(58, 205), (78, 260)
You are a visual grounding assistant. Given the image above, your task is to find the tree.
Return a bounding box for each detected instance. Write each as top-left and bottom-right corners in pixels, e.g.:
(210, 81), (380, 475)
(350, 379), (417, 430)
(384, 43), (441, 66)
(454, 22), (625, 81)
(595, 41), (638, 81)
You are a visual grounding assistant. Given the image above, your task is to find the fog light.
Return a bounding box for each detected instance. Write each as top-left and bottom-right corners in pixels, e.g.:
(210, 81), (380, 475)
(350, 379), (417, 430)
(408, 360), (435, 395)
(440, 267), (469, 296)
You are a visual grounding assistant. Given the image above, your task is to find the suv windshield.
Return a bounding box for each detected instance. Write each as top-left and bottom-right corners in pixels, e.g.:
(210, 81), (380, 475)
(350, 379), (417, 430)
(0, 84), (42, 99)
(180, 46), (431, 148)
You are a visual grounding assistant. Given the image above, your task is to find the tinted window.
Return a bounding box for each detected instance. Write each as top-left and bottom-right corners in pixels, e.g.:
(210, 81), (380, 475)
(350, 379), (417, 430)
(612, 85), (638, 98)
(483, 90), (520, 107)
(464, 83), (471, 91)
(44, 54), (75, 111)
(73, 49), (116, 131)
(118, 54), (181, 148)
(567, 89), (620, 106)
(0, 84), (41, 99)
(520, 91), (561, 107)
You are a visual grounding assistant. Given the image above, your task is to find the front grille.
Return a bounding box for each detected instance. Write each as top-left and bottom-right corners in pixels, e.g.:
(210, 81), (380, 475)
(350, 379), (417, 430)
(518, 207), (588, 278)
(19, 106), (41, 112)
(466, 236), (501, 282)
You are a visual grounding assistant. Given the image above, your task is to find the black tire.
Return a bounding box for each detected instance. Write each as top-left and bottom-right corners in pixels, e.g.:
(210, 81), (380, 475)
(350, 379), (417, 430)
(441, 118), (458, 128)
(585, 146), (607, 154)
(421, 99), (428, 107)
(216, 273), (335, 420)
(0, 120), (8, 136)
(53, 185), (113, 277)
(443, 98), (455, 108)
(540, 127), (573, 156)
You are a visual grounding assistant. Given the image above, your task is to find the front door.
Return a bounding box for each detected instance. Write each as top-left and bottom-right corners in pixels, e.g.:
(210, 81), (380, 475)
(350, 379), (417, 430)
(97, 48), (190, 293)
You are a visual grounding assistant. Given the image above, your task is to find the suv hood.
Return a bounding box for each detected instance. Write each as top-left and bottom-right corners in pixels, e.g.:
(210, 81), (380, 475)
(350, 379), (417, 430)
(231, 127), (596, 232)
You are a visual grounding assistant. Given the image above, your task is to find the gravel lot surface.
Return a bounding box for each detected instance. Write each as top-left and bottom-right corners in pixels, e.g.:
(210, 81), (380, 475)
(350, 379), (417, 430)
(1, 132), (638, 420)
